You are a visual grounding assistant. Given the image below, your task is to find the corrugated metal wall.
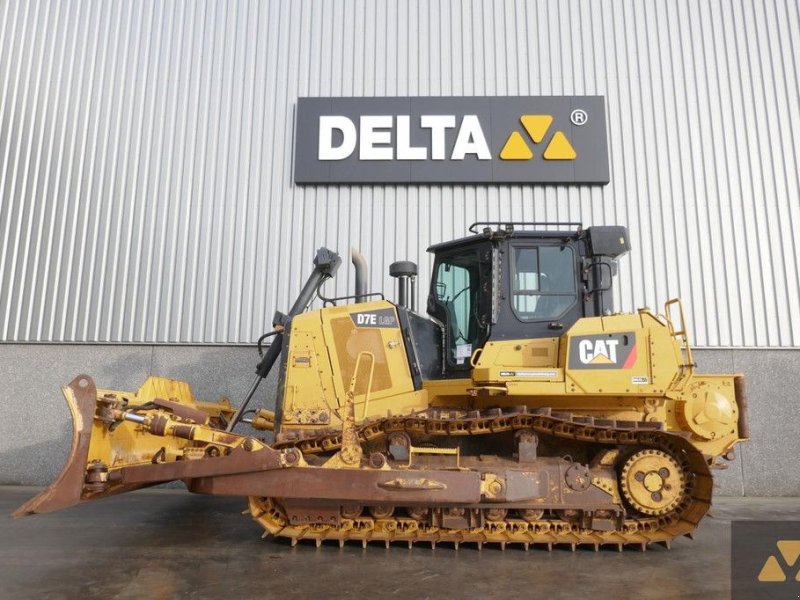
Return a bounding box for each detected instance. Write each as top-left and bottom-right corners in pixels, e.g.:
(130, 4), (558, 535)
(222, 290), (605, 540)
(1, 0), (798, 346)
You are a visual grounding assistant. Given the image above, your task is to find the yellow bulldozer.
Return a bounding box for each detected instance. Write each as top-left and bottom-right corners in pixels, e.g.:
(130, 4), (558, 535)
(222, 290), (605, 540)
(15, 223), (748, 550)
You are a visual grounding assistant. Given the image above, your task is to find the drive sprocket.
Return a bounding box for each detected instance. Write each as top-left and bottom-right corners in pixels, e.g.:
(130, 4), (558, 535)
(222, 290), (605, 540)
(619, 449), (687, 516)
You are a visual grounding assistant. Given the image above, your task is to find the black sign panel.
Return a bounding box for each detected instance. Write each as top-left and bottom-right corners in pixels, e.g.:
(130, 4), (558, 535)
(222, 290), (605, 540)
(294, 96), (609, 184)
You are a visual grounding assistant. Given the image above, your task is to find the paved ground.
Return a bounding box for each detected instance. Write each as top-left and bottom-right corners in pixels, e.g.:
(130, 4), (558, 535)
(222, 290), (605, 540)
(1, 487), (798, 600)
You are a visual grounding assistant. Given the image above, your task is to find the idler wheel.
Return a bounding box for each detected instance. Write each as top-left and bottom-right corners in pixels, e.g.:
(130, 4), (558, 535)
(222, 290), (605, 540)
(484, 508), (508, 522)
(369, 452), (387, 469)
(519, 508), (545, 522)
(557, 509), (581, 522)
(406, 506), (430, 521)
(341, 505), (364, 519)
(369, 505), (395, 519)
(619, 449), (687, 516)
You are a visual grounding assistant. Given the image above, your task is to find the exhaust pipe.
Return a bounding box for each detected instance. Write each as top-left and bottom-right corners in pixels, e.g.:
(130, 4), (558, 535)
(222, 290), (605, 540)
(351, 247), (368, 303)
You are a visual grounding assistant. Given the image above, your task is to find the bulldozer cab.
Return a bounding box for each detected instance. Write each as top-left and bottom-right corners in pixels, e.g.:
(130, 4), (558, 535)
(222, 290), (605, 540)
(427, 223), (630, 375)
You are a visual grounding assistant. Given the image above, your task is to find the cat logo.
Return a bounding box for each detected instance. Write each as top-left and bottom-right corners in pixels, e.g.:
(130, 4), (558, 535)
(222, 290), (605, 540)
(757, 540), (800, 582)
(568, 333), (637, 370)
(499, 115), (577, 161)
(578, 339), (620, 365)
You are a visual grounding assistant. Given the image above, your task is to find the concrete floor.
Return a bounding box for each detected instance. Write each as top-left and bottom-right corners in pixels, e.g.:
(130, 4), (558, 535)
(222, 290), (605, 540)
(1, 487), (797, 600)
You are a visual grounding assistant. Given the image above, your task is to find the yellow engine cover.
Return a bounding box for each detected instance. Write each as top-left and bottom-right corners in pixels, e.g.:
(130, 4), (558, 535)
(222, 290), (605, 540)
(279, 300), (428, 431)
(461, 308), (746, 461)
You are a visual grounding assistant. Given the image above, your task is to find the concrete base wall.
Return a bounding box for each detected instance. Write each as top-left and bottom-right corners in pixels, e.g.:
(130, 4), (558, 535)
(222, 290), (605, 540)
(0, 345), (797, 495)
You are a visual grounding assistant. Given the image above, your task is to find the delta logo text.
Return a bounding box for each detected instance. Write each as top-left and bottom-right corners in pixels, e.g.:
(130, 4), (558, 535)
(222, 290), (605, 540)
(568, 333), (637, 370)
(294, 96), (609, 184)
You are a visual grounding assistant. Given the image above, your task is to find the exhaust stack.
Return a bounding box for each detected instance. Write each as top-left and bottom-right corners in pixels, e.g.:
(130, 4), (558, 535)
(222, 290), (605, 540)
(351, 247), (368, 303)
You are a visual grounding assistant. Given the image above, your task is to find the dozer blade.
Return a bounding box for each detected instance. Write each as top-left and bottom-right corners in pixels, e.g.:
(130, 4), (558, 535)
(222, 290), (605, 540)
(12, 373), (279, 517)
(14, 374), (488, 522)
(13, 375), (100, 516)
(12, 374), (239, 516)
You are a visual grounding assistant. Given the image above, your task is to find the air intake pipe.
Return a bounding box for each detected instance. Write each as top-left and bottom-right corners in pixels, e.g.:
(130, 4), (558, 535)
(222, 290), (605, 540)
(390, 261), (418, 312)
(351, 247), (368, 303)
(227, 247), (341, 431)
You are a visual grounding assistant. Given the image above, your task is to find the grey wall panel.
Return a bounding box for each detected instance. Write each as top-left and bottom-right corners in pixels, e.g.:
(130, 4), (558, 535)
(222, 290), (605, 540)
(0, 0), (798, 345)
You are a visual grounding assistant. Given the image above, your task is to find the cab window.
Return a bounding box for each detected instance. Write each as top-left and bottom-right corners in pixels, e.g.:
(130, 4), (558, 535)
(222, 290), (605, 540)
(434, 253), (480, 365)
(512, 245), (577, 321)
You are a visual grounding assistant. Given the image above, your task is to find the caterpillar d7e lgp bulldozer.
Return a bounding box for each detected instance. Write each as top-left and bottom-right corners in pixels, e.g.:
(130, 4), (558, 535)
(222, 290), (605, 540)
(15, 223), (748, 551)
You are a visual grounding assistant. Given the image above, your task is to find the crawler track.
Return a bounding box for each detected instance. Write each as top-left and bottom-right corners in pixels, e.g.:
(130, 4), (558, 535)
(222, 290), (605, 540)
(252, 408), (712, 550)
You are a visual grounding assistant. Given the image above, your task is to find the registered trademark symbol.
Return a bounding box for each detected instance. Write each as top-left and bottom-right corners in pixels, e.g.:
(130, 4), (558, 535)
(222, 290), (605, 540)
(570, 109), (588, 126)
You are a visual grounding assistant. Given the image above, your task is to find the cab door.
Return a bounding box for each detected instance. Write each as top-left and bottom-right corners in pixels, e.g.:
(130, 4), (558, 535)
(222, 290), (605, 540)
(491, 241), (584, 340)
(427, 242), (493, 376)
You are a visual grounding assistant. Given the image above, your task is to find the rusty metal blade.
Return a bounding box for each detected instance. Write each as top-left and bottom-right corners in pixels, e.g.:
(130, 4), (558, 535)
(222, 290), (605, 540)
(12, 375), (97, 517)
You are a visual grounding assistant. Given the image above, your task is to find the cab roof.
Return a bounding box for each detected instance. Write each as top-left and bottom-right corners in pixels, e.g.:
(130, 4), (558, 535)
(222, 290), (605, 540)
(427, 223), (630, 259)
(427, 223), (583, 253)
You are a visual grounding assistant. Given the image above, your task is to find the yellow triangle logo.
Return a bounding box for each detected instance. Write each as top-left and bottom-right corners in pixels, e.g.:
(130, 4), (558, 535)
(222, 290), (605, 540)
(757, 555), (786, 582)
(500, 131), (533, 160)
(777, 540), (800, 567)
(543, 131), (577, 160)
(590, 353), (613, 365)
(520, 115), (553, 143)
